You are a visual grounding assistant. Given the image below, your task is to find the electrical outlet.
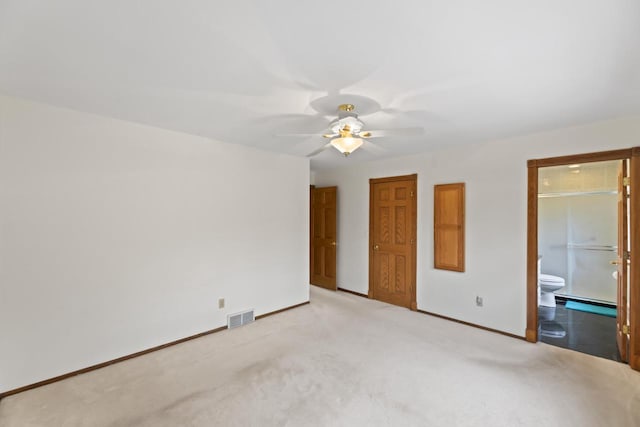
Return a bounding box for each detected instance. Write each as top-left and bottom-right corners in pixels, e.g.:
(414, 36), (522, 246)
(476, 296), (483, 307)
(218, 298), (225, 309)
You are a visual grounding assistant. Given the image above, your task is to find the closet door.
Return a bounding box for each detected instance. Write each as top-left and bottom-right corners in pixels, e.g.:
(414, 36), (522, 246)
(310, 186), (337, 290)
(369, 175), (417, 309)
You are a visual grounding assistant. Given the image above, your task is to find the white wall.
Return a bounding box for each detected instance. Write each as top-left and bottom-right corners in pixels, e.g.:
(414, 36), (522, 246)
(0, 95), (309, 393)
(314, 116), (640, 336)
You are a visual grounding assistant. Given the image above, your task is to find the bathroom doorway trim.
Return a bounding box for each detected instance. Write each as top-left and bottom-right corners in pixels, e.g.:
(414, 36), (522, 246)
(526, 147), (640, 371)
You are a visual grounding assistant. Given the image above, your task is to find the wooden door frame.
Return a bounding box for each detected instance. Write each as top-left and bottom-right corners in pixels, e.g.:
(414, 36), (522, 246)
(526, 147), (640, 371)
(310, 185), (315, 285)
(368, 174), (418, 310)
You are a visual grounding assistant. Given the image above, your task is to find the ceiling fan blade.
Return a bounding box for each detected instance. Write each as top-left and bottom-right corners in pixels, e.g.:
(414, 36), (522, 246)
(275, 133), (324, 137)
(275, 132), (337, 138)
(310, 94), (381, 116)
(360, 127), (424, 138)
(256, 113), (330, 137)
(306, 143), (332, 157)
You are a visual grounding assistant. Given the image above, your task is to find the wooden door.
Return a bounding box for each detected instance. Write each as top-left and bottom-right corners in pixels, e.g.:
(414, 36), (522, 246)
(617, 160), (630, 362)
(369, 175), (417, 309)
(310, 186), (337, 290)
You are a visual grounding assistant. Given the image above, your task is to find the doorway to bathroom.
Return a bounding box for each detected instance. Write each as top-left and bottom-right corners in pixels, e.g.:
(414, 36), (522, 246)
(538, 159), (623, 360)
(526, 148), (640, 371)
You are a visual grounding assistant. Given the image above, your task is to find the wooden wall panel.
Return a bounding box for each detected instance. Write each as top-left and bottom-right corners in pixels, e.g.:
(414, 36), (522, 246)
(434, 183), (465, 272)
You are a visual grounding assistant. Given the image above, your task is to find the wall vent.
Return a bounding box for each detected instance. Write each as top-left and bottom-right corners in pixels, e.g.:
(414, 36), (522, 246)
(227, 309), (255, 329)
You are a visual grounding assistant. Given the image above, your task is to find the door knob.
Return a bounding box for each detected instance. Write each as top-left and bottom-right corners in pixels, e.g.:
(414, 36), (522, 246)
(331, 241), (336, 246)
(373, 244), (379, 251)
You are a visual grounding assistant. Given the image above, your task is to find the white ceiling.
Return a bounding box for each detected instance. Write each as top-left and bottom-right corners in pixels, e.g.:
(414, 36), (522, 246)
(1, 0), (639, 170)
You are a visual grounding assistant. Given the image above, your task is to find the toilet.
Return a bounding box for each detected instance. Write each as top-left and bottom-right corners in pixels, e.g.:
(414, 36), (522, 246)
(537, 257), (565, 308)
(538, 274), (565, 307)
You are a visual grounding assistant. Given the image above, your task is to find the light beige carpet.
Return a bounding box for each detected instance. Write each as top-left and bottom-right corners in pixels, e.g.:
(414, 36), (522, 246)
(1, 286), (639, 427)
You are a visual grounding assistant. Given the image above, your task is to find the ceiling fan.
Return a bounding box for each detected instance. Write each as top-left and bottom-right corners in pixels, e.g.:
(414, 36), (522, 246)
(280, 104), (424, 157)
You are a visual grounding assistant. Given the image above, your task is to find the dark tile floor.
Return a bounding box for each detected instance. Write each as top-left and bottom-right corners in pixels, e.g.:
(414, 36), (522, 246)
(538, 302), (621, 362)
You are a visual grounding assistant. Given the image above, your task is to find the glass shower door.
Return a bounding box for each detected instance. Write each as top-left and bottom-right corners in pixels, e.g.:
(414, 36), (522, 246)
(538, 192), (617, 303)
(562, 192), (618, 303)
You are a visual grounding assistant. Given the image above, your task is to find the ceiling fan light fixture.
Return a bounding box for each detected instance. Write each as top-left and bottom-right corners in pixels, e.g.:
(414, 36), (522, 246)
(330, 137), (363, 156)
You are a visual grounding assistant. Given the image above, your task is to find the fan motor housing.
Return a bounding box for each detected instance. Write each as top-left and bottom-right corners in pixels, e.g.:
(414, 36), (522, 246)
(330, 115), (364, 134)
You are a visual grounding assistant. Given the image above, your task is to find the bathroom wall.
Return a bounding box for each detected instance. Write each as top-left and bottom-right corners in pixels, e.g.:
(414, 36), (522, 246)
(538, 161), (619, 303)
